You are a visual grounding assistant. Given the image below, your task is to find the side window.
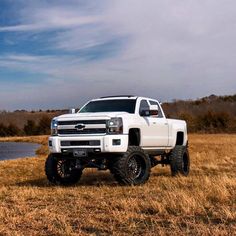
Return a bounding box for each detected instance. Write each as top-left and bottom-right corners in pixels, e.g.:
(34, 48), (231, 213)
(139, 100), (149, 115)
(149, 100), (164, 118)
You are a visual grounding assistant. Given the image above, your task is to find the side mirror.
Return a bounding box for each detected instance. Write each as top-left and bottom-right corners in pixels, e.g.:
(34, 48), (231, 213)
(69, 108), (76, 114)
(149, 105), (158, 116)
(140, 105), (159, 117)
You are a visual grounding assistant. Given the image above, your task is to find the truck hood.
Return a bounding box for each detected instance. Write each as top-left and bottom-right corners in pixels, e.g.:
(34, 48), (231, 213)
(55, 112), (129, 121)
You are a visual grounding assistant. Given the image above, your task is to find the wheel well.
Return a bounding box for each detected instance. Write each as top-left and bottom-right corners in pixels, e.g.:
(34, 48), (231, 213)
(129, 128), (140, 146)
(176, 131), (184, 145)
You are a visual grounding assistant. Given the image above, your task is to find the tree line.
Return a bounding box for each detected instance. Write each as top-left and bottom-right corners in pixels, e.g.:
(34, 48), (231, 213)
(163, 94), (236, 133)
(0, 94), (235, 136)
(0, 116), (51, 137)
(177, 110), (235, 133)
(0, 110), (235, 137)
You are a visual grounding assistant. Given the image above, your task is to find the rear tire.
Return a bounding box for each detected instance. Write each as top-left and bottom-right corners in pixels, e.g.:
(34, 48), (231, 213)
(110, 146), (151, 185)
(169, 145), (190, 176)
(45, 154), (82, 185)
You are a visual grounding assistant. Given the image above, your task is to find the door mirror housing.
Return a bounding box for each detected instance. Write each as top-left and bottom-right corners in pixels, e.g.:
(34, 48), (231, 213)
(140, 105), (158, 117)
(149, 105), (158, 116)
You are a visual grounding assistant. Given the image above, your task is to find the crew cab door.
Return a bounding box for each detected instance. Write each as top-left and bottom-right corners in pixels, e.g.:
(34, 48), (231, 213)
(139, 99), (169, 147)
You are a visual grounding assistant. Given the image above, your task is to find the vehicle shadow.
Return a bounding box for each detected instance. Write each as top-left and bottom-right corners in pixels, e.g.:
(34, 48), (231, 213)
(15, 169), (174, 187)
(15, 172), (119, 187)
(151, 171), (170, 177)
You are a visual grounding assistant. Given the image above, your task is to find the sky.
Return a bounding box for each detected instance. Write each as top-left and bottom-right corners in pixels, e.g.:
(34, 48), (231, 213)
(0, 0), (236, 110)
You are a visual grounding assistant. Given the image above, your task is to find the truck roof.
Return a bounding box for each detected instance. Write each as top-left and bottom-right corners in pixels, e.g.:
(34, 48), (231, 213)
(91, 96), (161, 103)
(97, 95), (159, 102)
(93, 96), (138, 101)
(100, 95), (135, 98)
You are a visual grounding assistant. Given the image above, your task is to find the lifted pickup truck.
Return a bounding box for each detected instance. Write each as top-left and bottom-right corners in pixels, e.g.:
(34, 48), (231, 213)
(45, 95), (190, 185)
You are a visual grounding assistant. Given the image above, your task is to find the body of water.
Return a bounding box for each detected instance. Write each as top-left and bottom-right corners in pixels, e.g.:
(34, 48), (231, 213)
(0, 142), (40, 161)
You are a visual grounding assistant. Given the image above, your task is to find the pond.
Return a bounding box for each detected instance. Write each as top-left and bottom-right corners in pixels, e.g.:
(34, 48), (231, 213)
(0, 142), (40, 161)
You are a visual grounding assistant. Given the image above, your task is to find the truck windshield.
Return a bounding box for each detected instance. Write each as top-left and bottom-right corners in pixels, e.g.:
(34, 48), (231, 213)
(79, 99), (136, 113)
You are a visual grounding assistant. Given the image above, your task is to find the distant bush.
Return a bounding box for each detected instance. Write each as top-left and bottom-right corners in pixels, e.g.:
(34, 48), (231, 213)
(37, 116), (51, 135)
(190, 98), (208, 106)
(23, 117), (51, 136)
(0, 123), (21, 136)
(162, 93), (236, 133)
(219, 94), (236, 102)
(196, 111), (230, 132)
(178, 113), (197, 132)
(24, 120), (38, 135)
(7, 123), (21, 136)
(0, 123), (8, 136)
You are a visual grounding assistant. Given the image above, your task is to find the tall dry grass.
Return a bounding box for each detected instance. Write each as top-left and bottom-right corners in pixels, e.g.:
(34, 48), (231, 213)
(0, 134), (235, 235)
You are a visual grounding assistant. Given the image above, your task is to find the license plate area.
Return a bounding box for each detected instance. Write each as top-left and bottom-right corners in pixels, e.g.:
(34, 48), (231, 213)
(73, 149), (88, 157)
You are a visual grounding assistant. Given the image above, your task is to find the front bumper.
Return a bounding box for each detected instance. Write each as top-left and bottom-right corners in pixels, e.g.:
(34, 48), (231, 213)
(49, 134), (129, 154)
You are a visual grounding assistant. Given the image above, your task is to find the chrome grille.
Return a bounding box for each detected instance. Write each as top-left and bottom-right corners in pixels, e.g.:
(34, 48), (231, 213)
(58, 120), (106, 125)
(57, 120), (107, 136)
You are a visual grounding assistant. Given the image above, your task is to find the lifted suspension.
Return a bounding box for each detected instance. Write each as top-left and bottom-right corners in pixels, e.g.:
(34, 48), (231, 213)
(150, 154), (170, 167)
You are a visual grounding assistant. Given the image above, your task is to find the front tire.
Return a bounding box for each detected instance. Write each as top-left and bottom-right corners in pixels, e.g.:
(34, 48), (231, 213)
(45, 154), (82, 185)
(169, 145), (190, 176)
(110, 146), (151, 185)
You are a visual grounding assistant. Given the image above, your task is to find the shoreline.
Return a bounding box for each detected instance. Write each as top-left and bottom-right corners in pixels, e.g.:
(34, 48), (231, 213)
(0, 135), (49, 157)
(0, 133), (236, 159)
(0, 142), (41, 161)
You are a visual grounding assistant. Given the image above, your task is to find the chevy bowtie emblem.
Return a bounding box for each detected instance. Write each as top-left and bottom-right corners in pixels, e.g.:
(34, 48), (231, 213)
(75, 124), (86, 130)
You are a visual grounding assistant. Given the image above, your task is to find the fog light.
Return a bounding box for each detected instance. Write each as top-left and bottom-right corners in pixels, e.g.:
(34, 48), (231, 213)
(94, 148), (101, 152)
(48, 140), (52, 146)
(112, 139), (121, 146)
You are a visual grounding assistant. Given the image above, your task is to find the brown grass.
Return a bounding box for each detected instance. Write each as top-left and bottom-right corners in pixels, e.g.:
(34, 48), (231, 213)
(0, 134), (235, 235)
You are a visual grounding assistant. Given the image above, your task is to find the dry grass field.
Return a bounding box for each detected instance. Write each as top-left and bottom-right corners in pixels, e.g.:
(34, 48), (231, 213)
(0, 134), (235, 235)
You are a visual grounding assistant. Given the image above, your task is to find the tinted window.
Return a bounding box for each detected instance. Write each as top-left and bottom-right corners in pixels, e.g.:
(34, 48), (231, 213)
(79, 99), (136, 113)
(139, 100), (149, 115)
(149, 100), (158, 106)
(149, 100), (163, 118)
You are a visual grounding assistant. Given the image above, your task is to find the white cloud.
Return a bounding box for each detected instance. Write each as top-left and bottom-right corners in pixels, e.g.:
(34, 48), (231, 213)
(0, 5), (99, 32)
(1, 0), (236, 109)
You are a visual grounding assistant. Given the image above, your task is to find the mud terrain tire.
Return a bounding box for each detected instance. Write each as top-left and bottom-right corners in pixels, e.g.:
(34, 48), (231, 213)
(45, 154), (82, 185)
(111, 146), (151, 185)
(169, 145), (190, 176)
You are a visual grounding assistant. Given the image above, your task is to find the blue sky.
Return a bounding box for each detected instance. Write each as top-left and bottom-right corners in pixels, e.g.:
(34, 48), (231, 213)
(0, 0), (236, 110)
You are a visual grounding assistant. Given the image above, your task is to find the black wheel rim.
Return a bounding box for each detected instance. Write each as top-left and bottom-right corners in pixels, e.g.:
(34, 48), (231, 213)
(56, 160), (72, 178)
(127, 154), (143, 180)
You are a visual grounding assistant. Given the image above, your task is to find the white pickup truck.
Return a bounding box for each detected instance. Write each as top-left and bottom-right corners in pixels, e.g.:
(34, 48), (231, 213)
(45, 95), (190, 185)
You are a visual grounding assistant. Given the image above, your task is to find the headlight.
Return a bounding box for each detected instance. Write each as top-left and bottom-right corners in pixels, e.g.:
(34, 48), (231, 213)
(51, 119), (58, 136)
(107, 118), (123, 134)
